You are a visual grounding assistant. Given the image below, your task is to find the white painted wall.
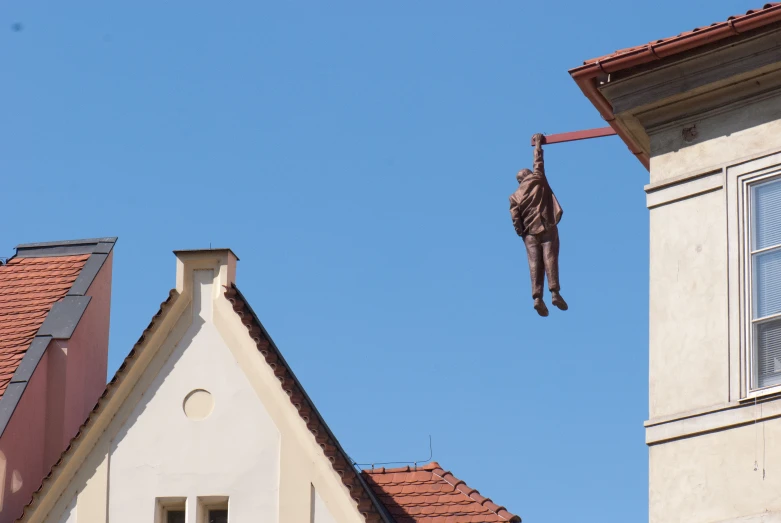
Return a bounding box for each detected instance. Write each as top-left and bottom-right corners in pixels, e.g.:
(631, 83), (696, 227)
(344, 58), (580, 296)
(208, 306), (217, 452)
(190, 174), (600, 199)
(312, 487), (337, 523)
(24, 252), (366, 523)
(108, 270), (281, 523)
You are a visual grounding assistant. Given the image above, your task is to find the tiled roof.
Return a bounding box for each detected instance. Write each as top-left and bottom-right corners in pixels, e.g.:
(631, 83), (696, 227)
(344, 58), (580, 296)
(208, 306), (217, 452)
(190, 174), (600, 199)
(0, 254), (90, 398)
(362, 462), (520, 523)
(573, 3), (781, 75)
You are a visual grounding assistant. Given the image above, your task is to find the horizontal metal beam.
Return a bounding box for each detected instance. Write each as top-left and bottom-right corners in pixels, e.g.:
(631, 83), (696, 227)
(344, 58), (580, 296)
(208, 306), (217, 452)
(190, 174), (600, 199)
(531, 127), (617, 146)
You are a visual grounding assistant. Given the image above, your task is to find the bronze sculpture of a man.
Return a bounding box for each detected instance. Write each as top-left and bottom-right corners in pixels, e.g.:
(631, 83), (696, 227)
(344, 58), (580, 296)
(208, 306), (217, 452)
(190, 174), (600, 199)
(509, 133), (568, 317)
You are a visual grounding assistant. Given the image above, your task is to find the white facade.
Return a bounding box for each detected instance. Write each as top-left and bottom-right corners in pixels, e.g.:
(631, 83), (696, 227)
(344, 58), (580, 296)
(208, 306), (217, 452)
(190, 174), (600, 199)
(595, 24), (781, 523)
(108, 269), (281, 523)
(22, 250), (369, 523)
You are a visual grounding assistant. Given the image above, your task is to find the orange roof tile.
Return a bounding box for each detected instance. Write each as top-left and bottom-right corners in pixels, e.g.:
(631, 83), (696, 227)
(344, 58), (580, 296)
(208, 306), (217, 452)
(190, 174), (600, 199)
(574, 3), (781, 75)
(362, 462), (520, 523)
(0, 254), (91, 398)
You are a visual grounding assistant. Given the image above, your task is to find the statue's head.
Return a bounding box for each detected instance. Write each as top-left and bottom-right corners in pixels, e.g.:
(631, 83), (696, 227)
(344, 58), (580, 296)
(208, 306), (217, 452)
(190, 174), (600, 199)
(516, 168), (532, 183)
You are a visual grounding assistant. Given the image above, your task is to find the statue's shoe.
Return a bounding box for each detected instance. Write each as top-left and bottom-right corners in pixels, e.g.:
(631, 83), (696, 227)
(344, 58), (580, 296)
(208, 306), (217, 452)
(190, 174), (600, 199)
(551, 292), (568, 311)
(534, 298), (549, 317)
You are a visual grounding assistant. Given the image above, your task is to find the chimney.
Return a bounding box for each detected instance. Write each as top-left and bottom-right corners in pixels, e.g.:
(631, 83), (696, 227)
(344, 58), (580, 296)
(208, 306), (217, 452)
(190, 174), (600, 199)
(0, 237), (116, 523)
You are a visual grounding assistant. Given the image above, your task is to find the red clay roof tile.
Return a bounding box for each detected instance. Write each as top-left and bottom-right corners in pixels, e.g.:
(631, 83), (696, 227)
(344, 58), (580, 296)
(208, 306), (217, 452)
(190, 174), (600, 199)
(362, 462), (520, 523)
(0, 254), (90, 398)
(574, 3), (781, 75)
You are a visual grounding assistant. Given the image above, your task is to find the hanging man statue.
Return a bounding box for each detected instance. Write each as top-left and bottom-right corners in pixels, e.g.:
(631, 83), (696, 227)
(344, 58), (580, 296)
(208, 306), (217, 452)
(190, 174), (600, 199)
(509, 133), (568, 317)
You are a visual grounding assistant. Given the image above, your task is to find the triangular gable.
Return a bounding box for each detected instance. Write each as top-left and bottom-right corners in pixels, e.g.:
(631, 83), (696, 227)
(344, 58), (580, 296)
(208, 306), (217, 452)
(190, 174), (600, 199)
(18, 250), (388, 523)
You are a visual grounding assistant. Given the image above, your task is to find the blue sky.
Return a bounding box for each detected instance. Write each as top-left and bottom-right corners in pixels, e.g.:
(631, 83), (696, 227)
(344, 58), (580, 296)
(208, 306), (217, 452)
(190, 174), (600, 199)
(0, 1), (755, 521)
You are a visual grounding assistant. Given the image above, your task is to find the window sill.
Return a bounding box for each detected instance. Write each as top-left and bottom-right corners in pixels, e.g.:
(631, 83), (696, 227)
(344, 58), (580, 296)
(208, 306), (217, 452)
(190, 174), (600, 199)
(740, 385), (781, 403)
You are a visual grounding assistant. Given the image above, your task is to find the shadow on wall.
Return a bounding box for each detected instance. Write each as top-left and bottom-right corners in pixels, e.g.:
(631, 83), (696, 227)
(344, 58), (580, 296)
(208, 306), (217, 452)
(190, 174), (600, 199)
(9, 297), (203, 522)
(110, 301), (203, 450)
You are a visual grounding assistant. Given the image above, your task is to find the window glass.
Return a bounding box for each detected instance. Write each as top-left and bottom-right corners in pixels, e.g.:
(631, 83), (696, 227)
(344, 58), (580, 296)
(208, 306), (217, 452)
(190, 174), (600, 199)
(752, 177), (781, 390)
(753, 179), (781, 251)
(756, 318), (781, 388)
(753, 249), (781, 319)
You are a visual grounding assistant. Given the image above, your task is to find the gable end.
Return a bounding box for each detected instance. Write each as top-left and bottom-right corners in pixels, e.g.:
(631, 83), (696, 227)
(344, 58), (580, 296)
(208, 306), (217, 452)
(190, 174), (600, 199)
(224, 284), (390, 523)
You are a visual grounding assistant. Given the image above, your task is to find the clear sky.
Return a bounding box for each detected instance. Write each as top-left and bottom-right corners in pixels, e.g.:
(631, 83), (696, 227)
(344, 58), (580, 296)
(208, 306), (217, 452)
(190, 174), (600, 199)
(0, 1), (754, 521)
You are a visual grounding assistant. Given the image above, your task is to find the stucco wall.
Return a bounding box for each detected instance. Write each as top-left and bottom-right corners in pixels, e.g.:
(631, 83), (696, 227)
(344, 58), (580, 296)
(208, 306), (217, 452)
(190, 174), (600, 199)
(648, 95), (781, 420)
(647, 91), (781, 523)
(28, 254), (367, 523)
(0, 351), (49, 521)
(650, 417), (781, 523)
(648, 189), (728, 418)
(313, 487), (338, 523)
(649, 93), (781, 185)
(62, 250), (112, 445)
(108, 270), (281, 523)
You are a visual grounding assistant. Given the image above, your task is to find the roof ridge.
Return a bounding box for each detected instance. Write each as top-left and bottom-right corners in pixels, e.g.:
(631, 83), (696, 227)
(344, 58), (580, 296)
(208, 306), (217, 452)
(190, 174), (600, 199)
(15, 237), (117, 249)
(430, 464), (521, 523)
(361, 461), (441, 474)
(14, 237), (116, 259)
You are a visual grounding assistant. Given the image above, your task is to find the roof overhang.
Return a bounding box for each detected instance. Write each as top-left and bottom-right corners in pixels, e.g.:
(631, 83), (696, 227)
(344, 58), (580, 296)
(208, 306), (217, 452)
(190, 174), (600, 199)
(569, 4), (781, 171)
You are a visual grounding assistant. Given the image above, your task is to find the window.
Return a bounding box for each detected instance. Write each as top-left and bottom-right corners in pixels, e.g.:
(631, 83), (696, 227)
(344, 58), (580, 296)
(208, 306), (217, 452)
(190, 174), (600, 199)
(197, 496), (228, 523)
(157, 496), (228, 523)
(208, 510), (227, 523)
(749, 177), (781, 389)
(156, 498), (186, 523)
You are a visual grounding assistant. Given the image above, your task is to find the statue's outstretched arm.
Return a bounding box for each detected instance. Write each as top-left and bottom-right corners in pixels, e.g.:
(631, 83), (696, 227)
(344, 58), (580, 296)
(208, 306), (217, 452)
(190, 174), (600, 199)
(532, 133), (545, 177)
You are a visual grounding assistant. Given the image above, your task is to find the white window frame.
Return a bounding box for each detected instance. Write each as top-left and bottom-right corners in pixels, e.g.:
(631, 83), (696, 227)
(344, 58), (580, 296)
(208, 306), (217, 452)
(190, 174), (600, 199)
(740, 167), (781, 398)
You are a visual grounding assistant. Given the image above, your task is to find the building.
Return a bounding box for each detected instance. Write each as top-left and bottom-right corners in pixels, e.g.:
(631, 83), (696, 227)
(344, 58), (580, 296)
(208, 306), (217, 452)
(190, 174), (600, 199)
(571, 3), (781, 522)
(0, 238), (116, 523)
(10, 247), (519, 523)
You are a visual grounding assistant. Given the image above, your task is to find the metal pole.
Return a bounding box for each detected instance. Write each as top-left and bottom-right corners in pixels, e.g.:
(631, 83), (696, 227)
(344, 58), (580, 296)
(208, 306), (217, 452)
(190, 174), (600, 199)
(530, 127), (617, 146)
